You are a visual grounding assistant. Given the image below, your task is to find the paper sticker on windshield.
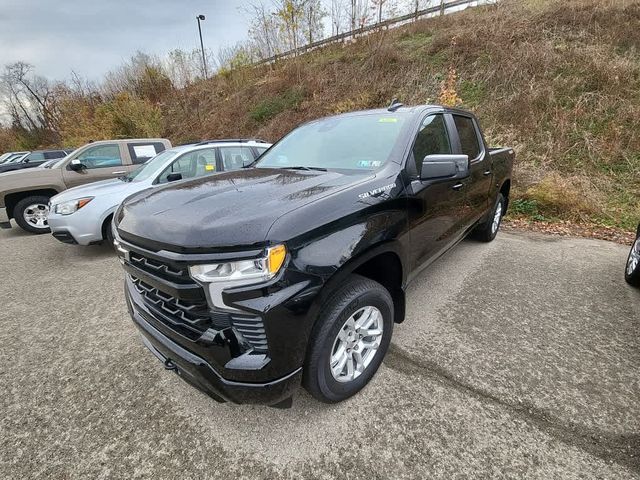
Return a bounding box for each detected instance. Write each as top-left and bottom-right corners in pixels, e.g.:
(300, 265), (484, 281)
(357, 160), (382, 168)
(205, 164), (215, 171)
(379, 118), (398, 123)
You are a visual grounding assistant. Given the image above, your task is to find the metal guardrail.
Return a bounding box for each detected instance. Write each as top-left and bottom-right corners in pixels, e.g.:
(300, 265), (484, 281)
(255, 0), (495, 65)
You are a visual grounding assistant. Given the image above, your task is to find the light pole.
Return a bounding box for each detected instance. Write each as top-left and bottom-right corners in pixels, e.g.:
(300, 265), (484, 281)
(196, 14), (208, 78)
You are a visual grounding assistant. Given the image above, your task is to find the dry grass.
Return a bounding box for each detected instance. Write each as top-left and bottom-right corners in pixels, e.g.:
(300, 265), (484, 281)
(162, 0), (640, 230)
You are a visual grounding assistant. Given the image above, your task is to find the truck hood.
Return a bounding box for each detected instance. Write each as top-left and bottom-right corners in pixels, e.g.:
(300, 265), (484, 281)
(51, 178), (138, 204)
(116, 168), (369, 251)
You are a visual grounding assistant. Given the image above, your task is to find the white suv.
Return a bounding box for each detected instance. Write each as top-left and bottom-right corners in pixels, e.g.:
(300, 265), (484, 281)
(47, 140), (271, 246)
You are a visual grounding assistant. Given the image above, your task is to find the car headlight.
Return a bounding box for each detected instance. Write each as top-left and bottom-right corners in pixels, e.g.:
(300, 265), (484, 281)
(53, 197), (93, 215)
(189, 244), (287, 285)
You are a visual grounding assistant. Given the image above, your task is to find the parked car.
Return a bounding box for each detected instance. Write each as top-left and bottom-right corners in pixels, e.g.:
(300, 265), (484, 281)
(0, 149), (70, 174)
(0, 151), (29, 164)
(113, 104), (513, 407)
(625, 223), (640, 287)
(0, 138), (171, 234)
(48, 140), (271, 246)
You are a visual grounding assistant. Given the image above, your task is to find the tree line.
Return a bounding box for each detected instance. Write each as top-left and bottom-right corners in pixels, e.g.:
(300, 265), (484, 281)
(0, 0), (452, 150)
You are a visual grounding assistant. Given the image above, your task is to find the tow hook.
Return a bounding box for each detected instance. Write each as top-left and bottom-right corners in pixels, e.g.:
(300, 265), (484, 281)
(164, 359), (177, 371)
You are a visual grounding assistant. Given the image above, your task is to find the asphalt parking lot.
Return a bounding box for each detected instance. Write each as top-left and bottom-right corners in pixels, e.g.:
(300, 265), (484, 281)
(0, 226), (638, 479)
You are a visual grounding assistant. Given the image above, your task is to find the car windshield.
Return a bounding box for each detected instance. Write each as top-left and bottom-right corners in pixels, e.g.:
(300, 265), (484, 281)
(6, 154), (26, 163)
(255, 113), (407, 172)
(120, 149), (177, 182)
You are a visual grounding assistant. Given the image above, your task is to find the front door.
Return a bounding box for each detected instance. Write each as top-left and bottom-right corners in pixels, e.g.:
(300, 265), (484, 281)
(406, 113), (468, 272)
(62, 143), (131, 188)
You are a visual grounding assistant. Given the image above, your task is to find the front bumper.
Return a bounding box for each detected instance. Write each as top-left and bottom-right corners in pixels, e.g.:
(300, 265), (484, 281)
(0, 207), (10, 229)
(126, 286), (302, 405)
(118, 232), (322, 406)
(48, 210), (104, 245)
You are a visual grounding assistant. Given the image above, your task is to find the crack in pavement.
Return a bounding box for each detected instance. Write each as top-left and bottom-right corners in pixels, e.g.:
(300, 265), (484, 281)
(384, 344), (640, 473)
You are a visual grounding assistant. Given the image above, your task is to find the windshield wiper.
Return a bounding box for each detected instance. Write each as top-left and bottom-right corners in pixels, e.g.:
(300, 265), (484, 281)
(282, 166), (328, 172)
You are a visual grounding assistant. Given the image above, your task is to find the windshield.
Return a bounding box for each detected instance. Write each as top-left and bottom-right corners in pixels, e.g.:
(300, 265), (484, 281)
(5, 153), (26, 163)
(255, 114), (407, 172)
(120, 149), (177, 182)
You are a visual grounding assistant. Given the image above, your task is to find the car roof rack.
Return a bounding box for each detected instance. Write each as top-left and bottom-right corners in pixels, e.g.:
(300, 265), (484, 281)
(387, 98), (404, 112)
(195, 138), (270, 146)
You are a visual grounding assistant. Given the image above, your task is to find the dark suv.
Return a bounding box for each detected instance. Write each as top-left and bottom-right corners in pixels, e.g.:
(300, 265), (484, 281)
(114, 104), (514, 406)
(0, 149), (70, 174)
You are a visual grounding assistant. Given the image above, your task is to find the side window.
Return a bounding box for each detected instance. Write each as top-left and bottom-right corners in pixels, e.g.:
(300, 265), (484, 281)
(219, 146), (254, 171)
(157, 148), (216, 183)
(25, 152), (45, 162)
(453, 115), (481, 160)
(76, 144), (122, 169)
(128, 142), (167, 165)
(256, 147), (268, 156)
(412, 114), (451, 171)
(44, 151), (66, 160)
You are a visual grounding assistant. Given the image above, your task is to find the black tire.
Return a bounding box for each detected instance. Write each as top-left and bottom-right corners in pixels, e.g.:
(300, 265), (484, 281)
(625, 233), (640, 287)
(13, 195), (52, 234)
(303, 274), (394, 403)
(103, 215), (115, 248)
(473, 193), (505, 242)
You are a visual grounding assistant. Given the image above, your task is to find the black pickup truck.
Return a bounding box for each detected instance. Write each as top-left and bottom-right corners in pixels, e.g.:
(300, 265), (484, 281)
(114, 104), (514, 406)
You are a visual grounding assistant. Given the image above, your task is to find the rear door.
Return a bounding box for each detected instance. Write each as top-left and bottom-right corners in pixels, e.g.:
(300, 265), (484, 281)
(450, 114), (492, 225)
(61, 143), (129, 188)
(407, 113), (468, 271)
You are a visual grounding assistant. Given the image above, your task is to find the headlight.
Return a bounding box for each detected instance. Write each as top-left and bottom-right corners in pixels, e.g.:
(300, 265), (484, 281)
(53, 197), (93, 215)
(189, 244), (287, 285)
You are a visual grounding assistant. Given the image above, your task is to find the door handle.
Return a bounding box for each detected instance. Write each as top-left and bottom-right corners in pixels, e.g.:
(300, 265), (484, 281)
(111, 170), (126, 175)
(452, 183), (464, 191)
(483, 170), (492, 176)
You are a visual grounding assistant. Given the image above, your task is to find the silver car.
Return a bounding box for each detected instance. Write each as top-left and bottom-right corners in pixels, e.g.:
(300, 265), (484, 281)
(48, 140), (271, 245)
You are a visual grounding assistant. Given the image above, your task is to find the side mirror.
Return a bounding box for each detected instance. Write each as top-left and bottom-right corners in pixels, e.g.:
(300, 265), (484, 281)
(69, 159), (86, 172)
(166, 172), (183, 182)
(420, 154), (469, 181)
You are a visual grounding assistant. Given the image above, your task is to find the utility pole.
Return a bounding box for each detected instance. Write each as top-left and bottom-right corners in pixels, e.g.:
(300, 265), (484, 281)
(196, 14), (208, 78)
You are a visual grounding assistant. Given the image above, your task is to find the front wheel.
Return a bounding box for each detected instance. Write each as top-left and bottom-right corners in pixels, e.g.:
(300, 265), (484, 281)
(625, 234), (640, 287)
(303, 275), (394, 403)
(14, 195), (52, 234)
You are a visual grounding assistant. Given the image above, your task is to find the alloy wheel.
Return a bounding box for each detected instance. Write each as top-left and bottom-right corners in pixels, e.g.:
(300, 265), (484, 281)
(627, 237), (640, 276)
(23, 203), (49, 229)
(491, 201), (503, 235)
(330, 306), (384, 383)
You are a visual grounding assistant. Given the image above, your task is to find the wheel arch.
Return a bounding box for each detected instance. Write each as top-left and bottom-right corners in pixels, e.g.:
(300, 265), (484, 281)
(5, 188), (59, 220)
(311, 242), (407, 325)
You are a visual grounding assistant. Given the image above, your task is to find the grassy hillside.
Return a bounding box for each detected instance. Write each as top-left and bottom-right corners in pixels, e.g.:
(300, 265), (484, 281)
(162, 0), (639, 230)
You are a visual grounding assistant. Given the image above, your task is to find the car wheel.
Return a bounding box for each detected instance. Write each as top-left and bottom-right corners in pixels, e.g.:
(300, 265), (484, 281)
(103, 216), (115, 249)
(474, 193), (505, 242)
(303, 274), (394, 403)
(14, 195), (52, 234)
(625, 233), (640, 287)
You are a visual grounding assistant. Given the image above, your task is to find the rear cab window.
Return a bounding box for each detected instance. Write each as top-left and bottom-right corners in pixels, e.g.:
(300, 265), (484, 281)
(128, 142), (168, 165)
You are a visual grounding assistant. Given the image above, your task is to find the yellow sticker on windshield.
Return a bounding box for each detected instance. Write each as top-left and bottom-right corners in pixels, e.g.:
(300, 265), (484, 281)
(379, 118), (398, 123)
(205, 164), (215, 171)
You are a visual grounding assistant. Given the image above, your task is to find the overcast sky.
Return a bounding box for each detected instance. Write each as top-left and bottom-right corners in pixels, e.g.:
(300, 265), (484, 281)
(0, 0), (251, 81)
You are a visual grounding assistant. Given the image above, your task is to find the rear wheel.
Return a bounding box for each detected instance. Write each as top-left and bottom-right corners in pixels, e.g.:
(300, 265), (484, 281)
(303, 275), (394, 403)
(625, 234), (640, 287)
(473, 193), (505, 242)
(14, 195), (52, 234)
